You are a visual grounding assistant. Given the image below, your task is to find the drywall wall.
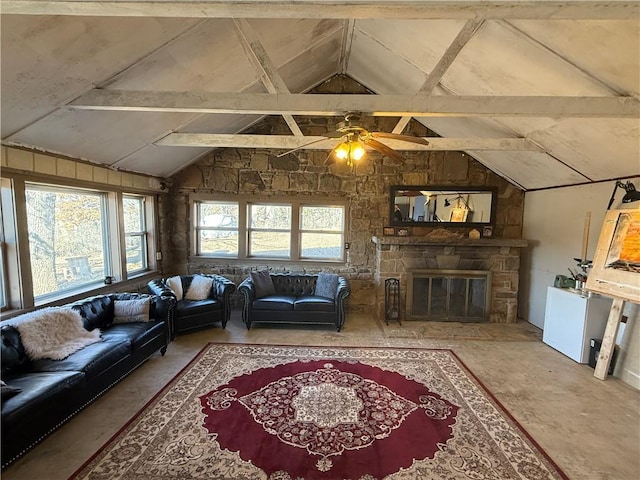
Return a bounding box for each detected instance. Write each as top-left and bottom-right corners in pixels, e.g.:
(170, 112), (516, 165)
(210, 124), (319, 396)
(521, 178), (640, 389)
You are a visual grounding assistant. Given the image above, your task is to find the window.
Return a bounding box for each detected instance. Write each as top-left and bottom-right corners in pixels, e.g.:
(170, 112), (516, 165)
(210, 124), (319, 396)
(196, 202), (239, 257)
(300, 205), (344, 260)
(193, 197), (346, 262)
(248, 203), (291, 258)
(26, 184), (108, 299)
(123, 195), (148, 274)
(0, 217), (7, 310)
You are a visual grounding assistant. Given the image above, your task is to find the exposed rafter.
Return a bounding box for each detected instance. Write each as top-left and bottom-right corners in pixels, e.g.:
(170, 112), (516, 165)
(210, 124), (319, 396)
(2, 1), (637, 20)
(233, 18), (303, 136)
(67, 91), (640, 118)
(392, 17), (484, 134)
(155, 133), (543, 152)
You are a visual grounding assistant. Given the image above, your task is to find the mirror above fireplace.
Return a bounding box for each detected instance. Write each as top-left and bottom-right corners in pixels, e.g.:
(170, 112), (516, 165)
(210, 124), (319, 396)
(390, 185), (497, 227)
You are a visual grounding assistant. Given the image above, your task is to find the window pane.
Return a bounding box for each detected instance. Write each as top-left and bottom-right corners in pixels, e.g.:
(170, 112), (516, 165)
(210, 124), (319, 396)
(125, 235), (146, 272)
(200, 231), (239, 256)
(301, 206), (343, 231)
(123, 196), (143, 232)
(300, 233), (343, 259)
(26, 186), (106, 298)
(250, 204), (291, 229)
(197, 202), (238, 256)
(249, 231), (290, 257)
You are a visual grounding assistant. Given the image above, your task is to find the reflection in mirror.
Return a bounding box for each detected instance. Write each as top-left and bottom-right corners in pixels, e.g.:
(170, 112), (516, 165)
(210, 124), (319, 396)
(390, 186), (497, 227)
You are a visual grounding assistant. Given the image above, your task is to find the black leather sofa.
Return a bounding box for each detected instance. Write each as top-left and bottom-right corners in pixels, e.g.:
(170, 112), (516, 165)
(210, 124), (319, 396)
(147, 274), (236, 337)
(238, 272), (350, 331)
(0, 292), (174, 469)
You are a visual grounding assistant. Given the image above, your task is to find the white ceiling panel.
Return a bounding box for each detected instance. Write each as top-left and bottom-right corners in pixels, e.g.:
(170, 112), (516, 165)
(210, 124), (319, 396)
(510, 19), (640, 96)
(7, 109), (196, 168)
(525, 118), (640, 180)
(115, 144), (209, 178)
(0, 15), (198, 137)
(442, 20), (614, 96)
(469, 151), (590, 190)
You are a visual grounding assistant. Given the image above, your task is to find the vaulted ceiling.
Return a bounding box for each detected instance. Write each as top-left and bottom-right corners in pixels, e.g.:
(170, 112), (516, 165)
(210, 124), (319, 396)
(2, 1), (639, 190)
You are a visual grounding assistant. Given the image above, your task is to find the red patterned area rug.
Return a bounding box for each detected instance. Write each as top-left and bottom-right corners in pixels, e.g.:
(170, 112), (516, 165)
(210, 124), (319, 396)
(70, 344), (568, 480)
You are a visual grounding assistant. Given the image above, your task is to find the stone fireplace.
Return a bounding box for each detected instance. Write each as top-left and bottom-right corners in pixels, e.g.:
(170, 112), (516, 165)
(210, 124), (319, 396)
(372, 235), (528, 323)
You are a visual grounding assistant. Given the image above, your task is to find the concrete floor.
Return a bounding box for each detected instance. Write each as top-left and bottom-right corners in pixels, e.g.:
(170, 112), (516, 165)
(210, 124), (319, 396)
(3, 312), (639, 480)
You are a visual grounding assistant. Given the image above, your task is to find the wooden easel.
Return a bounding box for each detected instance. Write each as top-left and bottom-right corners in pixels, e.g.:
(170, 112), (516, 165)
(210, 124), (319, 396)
(585, 208), (640, 380)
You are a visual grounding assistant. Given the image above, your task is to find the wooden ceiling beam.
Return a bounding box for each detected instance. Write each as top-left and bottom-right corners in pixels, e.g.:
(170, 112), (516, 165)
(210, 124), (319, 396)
(2, 1), (637, 20)
(155, 133), (544, 152)
(68, 91), (640, 118)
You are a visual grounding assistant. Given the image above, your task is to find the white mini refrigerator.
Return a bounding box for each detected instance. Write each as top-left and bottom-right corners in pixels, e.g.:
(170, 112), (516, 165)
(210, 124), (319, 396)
(542, 286), (613, 364)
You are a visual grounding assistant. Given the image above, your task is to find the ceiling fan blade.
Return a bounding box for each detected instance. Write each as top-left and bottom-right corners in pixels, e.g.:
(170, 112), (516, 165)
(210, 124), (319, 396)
(324, 150), (337, 166)
(325, 131), (346, 138)
(276, 137), (332, 157)
(363, 138), (406, 162)
(371, 132), (430, 146)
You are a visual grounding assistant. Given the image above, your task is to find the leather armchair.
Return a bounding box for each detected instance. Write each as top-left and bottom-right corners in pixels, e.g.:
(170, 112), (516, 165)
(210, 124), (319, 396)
(147, 274), (235, 338)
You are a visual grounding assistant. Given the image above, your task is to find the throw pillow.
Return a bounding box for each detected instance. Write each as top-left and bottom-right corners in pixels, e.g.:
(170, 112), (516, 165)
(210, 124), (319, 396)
(315, 272), (339, 299)
(184, 275), (214, 301)
(166, 275), (184, 301)
(1, 380), (21, 402)
(113, 298), (151, 323)
(250, 270), (276, 298)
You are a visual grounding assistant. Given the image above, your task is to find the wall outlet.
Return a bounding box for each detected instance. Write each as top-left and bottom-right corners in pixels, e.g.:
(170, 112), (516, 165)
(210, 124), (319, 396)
(156, 251), (162, 261)
(345, 242), (350, 250)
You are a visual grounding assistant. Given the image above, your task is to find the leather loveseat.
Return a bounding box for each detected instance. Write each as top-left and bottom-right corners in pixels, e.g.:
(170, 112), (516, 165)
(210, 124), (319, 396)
(238, 272), (350, 331)
(147, 273), (236, 337)
(0, 292), (174, 469)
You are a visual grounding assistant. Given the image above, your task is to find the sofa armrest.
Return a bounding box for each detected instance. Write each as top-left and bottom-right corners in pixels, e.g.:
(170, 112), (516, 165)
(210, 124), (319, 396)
(238, 277), (255, 327)
(147, 279), (175, 298)
(205, 274), (236, 327)
(335, 276), (351, 330)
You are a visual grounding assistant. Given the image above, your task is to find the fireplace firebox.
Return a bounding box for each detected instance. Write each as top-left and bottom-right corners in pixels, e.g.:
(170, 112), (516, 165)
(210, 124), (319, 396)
(407, 269), (492, 321)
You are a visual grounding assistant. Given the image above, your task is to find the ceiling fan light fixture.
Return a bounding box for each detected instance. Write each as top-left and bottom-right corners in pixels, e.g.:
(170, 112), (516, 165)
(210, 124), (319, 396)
(333, 139), (366, 167)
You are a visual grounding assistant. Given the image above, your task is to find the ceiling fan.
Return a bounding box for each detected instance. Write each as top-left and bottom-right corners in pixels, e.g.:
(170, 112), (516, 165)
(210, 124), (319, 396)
(277, 112), (430, 166)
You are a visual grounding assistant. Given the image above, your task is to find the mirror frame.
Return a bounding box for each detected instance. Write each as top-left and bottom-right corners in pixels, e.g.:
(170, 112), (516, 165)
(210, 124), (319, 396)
(389, 185), (498, 227)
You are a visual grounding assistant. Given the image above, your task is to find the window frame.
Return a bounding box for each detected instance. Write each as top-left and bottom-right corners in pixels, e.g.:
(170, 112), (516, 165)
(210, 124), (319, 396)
(123, 194), (149, 275)
(192, 195), (348, 263)
(0, 174), (159, 313)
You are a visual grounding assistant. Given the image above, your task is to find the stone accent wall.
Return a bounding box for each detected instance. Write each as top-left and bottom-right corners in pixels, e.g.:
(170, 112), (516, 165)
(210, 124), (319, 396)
(165, 75), (525, 315)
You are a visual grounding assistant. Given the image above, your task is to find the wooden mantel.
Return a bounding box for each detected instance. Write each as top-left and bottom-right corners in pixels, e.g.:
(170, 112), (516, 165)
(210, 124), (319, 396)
(372, 235), (528, 248)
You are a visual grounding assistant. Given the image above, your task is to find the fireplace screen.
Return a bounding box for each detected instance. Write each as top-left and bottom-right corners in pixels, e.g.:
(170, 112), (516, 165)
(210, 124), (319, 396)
(407, 269), (491, 321)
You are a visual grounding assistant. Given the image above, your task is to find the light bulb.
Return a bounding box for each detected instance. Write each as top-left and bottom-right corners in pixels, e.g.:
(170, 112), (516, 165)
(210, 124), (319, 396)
(334, 143), (349, 160)
(350, 141), (365, 161)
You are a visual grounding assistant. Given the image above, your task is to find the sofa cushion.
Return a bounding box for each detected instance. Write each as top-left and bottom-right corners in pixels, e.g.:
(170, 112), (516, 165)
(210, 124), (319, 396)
(251, 270), (276, 298)
(253, 295), (296, 311)
(294, 296), (335, 312)
(113, 298), (151, 323)
(184, 275), (214, 301)
(30, 338), (132, 380)
(1, 380), (22, 402)
(176, 298), (221, 316)
(166, 275), (184, 300)
(101, 321), (166, 350)
(315, 272), (339, 299)
(0, 370), (85, 423)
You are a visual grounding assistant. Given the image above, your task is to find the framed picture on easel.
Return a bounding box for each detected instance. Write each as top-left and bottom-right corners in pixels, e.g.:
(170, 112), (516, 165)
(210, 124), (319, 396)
(586, 208), (640, 303)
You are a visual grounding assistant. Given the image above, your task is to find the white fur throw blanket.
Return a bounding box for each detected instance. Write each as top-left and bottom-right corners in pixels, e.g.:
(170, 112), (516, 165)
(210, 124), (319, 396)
(11, 307), (102, 361)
